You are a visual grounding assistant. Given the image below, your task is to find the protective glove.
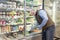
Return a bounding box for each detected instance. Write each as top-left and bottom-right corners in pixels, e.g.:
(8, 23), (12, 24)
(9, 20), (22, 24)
(37, 25), (42, 30)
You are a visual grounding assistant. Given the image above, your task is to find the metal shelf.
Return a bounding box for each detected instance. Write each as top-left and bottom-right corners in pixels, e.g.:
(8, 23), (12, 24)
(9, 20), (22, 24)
(0, 4), (52, 12)
(0, 23), (31, 26)
(0, 16), (23, 18)
(0, 8), (33, 12)
(0, 30), (19, 34)
(0, 0), (21, 3)
(0, 0), (42, 8)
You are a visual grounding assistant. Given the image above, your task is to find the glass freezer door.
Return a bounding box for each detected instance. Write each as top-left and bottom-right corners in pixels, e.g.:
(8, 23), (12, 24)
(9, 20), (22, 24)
(44, 0), (60, 38)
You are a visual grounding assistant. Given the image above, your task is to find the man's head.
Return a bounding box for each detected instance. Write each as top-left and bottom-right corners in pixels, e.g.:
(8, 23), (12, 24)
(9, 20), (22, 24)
(30, 10), (36, 16)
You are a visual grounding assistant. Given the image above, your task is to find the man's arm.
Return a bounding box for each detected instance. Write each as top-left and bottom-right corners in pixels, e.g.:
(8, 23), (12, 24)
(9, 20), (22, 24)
(37, 10), (48, 29)
(30, 21), (39, 30)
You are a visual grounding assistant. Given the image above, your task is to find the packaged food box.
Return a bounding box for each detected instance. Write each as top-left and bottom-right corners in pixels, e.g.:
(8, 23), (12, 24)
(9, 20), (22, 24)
(19, 25), (24, 31)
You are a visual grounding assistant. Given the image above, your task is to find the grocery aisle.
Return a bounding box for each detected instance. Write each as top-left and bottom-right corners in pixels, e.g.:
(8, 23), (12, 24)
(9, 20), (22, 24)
(0, 0), (60, 40)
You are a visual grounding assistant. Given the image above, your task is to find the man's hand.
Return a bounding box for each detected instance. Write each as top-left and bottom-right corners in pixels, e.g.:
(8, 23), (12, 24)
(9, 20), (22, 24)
(37, 25), (42, 30)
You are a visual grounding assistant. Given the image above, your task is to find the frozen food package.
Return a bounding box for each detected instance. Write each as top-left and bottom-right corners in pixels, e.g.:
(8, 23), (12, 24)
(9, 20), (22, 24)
(26, 25), (32, 31)
(19, 25), (24, 31)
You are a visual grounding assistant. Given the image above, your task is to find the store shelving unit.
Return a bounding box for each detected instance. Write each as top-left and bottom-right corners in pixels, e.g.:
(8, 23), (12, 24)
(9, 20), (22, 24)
(0, 0), (24, 40)
(0, 0), (42, 40)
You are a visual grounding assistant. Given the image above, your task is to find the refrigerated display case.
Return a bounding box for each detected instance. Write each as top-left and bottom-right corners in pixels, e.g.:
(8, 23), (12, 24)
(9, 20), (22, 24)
(53, 0), (60, 39)
(44, 0), (60, 39)
(0, 0), (25, 40)
(0, 0), (42, 40)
